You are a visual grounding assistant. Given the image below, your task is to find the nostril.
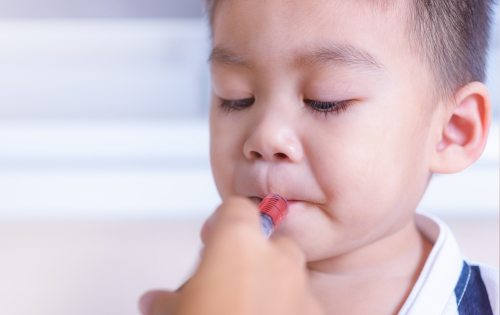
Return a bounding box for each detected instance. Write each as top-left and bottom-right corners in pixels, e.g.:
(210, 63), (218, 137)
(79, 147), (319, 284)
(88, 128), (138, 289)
(250, 151), (262, 158)
(276, 152), (287, 159)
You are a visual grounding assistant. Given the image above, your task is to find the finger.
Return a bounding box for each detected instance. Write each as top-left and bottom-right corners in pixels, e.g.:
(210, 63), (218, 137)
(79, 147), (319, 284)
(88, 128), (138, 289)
(175, 278), (190, 292)
(200, 215), (212, 245)
(305, 294), (326, 315)
(201, 196), (257, 245)
(271, 236), (306, 263)
(207, 196), (261, 243)
(139, 290), (180, 315)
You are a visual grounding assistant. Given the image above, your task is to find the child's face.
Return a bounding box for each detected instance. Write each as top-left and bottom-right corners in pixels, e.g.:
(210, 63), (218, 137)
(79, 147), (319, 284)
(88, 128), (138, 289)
(209, 0), (438, 261)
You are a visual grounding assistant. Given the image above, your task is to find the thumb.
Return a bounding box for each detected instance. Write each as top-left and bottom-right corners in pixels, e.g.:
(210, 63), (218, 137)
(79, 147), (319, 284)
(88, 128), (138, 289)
(201, 196), (260, 245)
(200, 213), (215, 245)
(205, 196), (261, 245)
(139, 290), (180, 315)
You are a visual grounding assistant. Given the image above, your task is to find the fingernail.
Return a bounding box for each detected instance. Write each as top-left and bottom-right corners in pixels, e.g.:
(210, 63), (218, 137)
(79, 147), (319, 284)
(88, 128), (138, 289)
(201, 212), (218, 244)
(139, 291), (163, 315)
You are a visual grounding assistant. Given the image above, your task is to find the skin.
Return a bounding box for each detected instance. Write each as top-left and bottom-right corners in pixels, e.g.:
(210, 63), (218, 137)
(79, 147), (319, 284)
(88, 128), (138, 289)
(140, 198), (324, 315)
(207, 0), (491, 314)
(139, 0), (491, 314)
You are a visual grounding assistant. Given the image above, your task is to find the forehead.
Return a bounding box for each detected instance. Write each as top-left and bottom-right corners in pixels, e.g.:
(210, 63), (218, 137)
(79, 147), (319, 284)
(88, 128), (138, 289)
(211, 0), (412, 75)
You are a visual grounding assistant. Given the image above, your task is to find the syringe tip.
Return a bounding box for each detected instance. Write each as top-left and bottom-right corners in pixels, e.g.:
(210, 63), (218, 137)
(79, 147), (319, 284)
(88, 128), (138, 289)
(258, 194), (289, 238)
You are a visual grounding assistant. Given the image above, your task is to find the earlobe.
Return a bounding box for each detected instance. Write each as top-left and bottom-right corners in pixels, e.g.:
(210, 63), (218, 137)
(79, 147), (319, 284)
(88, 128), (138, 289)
(430, 82), (492, 174)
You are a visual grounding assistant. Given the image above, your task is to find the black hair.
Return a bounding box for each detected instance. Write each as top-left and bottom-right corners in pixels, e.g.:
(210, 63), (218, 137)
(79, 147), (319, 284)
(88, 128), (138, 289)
(205, 0), (495, 99)
(408, 0), (495, 99)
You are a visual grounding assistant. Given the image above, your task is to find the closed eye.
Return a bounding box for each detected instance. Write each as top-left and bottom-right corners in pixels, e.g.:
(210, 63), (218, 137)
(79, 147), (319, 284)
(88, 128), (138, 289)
(304, 99), (353, 116)
(220, 97), (255, 113)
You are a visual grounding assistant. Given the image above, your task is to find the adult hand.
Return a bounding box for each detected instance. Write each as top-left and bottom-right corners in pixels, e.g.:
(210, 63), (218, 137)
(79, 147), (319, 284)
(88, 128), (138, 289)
(139, 196), (323, 315)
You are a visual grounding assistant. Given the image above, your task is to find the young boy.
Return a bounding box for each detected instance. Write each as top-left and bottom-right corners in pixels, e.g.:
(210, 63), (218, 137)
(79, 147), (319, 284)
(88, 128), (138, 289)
(141, 0), (498, 314)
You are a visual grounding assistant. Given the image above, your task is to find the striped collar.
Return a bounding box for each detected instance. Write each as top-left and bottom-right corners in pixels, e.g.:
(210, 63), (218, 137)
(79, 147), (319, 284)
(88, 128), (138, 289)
(399, 212), (469, 315)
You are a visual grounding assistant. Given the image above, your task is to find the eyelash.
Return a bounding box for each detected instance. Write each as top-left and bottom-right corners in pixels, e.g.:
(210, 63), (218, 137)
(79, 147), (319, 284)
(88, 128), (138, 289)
(303, 99), (353, 116)
(219, 97), (353, 115)
(220, 98), (255, 113)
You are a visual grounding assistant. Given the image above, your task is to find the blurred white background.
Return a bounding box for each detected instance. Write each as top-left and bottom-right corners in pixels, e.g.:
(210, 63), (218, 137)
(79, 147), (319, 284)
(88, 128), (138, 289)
(0, 1), (497, 315)
(0, 2), (497, 219)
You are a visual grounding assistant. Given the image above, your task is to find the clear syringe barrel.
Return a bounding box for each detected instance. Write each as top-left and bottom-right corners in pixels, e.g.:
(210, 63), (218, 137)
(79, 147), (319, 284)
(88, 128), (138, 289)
(258, 194), (289, 238)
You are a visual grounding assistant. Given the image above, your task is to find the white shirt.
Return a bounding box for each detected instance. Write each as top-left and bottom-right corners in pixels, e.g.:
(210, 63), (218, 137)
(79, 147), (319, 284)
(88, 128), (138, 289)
(398, 212), (499, 315)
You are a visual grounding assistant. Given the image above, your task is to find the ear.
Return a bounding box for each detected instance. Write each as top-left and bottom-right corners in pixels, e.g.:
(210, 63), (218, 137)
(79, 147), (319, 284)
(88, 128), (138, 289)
(430, 82), (492, 174)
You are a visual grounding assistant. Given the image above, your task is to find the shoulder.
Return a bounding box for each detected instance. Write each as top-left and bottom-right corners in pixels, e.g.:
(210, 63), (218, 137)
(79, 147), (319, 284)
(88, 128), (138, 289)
(454, 260), (499, 315)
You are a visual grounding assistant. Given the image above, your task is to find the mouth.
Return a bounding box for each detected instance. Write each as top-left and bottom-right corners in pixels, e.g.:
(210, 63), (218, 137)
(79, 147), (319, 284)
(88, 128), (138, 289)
(249, 196), (263, 206)
(249, 196), (302, 206)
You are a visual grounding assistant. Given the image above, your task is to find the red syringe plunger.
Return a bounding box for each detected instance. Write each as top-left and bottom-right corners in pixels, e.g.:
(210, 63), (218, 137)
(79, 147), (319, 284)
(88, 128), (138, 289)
(258, 194), (289, 238)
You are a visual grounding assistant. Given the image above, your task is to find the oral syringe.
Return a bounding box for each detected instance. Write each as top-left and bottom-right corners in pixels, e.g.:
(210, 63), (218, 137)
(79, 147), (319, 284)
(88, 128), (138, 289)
(258, 194), (289, 238)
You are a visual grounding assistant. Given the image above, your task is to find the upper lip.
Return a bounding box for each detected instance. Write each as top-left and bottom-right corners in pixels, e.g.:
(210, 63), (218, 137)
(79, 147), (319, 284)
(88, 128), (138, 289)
(249, 196), (263, 206)
(249, 195), (301, 203)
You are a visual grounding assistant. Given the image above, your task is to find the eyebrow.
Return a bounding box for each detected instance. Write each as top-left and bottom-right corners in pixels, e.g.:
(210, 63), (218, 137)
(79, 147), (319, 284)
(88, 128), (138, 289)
(209, 43), (384, 74)
(298, 44), (383, 73)
(209, 46), (251, 68)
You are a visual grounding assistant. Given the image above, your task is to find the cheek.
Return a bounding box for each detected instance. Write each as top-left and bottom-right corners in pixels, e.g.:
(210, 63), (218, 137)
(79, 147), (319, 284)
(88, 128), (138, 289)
(312, 98), (429, 198)
(300, 100), (431, 250)
(209, 104), (248, 199)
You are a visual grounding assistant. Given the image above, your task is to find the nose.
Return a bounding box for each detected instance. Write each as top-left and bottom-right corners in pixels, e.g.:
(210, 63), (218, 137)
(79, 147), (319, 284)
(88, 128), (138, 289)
(243, 113), (304, 163)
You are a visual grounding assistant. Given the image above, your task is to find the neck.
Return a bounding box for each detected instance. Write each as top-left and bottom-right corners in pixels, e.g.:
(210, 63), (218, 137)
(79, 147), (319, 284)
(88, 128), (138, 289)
(307, 218), (432, 278)
(306, 218), (433, 315)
